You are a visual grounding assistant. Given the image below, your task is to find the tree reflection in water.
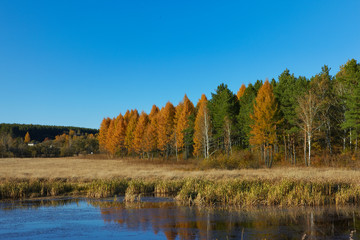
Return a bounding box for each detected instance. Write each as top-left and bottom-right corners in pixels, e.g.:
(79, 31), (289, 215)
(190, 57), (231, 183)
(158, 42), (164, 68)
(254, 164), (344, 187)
(94, 200), (359, 240)
(0, 198), (358, 240)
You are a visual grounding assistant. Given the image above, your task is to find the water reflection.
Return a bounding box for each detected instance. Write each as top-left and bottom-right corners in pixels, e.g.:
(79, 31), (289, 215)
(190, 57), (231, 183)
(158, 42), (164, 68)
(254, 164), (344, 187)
(95, 200), (359, 240)
(0, 198), (359, 240)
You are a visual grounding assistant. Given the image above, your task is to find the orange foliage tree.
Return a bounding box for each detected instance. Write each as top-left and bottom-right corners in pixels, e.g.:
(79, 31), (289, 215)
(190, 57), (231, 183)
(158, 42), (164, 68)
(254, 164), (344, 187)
(143, 105), (159, 158)
(175, 94), (195, 160)
(250, 79), (280, 168)
(237, 84), (246, 100)
(133, 111), (149, 156)
(124, 110), (139, 154)
(105, 118), (116, 155)
(157, 102), (175, 158)
(24, 132), (31, 143)
(98, 117), (111, 152)
(108, 114), (126, 156)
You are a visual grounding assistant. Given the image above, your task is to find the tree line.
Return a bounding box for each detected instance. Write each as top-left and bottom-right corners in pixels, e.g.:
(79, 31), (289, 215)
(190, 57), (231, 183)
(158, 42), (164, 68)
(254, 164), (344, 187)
(0, 124), (99, 158)
(99, 59), (360, 167)
(0, 123), (98, 142)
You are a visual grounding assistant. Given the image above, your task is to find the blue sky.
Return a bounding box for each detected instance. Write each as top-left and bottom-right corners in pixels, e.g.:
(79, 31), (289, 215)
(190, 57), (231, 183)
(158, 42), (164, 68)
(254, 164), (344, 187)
(1, 1), (359, 129)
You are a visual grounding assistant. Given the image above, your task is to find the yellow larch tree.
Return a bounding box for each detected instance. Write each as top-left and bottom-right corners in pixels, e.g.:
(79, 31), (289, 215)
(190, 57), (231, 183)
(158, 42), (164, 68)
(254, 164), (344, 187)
(149, 105), (160, 119)
(143, 105), (159, 158)
(105, 118), (116, 155)
(110, 114), (127, 156)
(124, 109), (139, 154)
(174, 101), (184, 160)
(123, 110), (131, 125)
(157, 102), (175, 158)
(175, 94), (195, 160)
(98, 117), (111, 152)
(133, 111), (149, 156)
(237, 84), (246, 100)
(24, 132), (31, 143)
(250, 79), (280, 168)
(193, 94), (211, 158)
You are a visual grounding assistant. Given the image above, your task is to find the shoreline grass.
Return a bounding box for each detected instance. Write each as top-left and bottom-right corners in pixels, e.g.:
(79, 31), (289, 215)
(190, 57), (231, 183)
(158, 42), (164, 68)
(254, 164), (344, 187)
(1, 178), (359, 206)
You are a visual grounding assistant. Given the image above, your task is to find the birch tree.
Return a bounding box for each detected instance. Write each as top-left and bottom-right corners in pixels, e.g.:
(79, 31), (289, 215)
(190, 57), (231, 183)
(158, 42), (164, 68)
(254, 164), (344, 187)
(193, 94), (212, 158)
(297, 89), (321, 166)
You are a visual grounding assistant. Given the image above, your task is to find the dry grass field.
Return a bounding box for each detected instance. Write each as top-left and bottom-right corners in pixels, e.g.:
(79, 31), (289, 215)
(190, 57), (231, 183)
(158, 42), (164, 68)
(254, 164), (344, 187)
(1, 157), (360, 183)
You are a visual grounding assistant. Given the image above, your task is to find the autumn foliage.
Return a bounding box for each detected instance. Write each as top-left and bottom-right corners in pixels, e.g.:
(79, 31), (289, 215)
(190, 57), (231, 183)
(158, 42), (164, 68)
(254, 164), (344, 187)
(98, 59), (360, 168)
(24, 132), (31, 143)
(193, 94), (211, 158)
(250, 80), (280, 167)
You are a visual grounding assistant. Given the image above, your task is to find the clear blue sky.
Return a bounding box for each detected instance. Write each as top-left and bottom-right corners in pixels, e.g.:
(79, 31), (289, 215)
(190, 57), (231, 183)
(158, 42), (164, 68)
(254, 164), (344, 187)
(1, 1), (359, 129)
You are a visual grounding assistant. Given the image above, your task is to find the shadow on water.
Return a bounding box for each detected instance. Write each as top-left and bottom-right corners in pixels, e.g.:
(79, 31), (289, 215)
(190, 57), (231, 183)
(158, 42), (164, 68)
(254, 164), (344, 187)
(0, 197), (359, 240)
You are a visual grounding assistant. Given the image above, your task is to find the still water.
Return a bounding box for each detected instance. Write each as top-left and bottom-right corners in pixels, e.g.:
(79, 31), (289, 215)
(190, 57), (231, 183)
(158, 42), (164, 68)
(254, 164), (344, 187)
(0, 197), (359, 240)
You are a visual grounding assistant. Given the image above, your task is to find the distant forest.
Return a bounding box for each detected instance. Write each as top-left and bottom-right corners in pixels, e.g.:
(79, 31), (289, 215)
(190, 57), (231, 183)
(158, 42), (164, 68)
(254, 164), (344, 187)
(0, 124), (99, 158)
(0, 123), (98, 142)
(99, 59), (360, 168)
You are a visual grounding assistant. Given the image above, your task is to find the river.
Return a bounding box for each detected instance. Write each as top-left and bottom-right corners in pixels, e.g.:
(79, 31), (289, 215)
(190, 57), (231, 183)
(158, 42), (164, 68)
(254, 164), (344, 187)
(0, 197), (358, 239)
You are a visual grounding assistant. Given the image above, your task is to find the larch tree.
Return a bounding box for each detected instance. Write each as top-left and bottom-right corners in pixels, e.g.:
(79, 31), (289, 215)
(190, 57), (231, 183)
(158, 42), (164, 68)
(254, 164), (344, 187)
(98, 117), (111, 152)
(105, 118), (116, 155)
(143, 121), (157, 158)
(193, 94), (212, 158)
(250, 79), (280, 168)
(175, 94), (195, 160)
(237, 84), (246, 100)
(157, 102), (176, 158)
(149, 105), (160, 119)
(133, 111), (149, 156)
(174, 101), (184, 160)
(123, 110), (131, 124)
(112, 114), (126, 156)
(143, 105), (160, 158)
(24, 132), (31, 143)
(124, 109), (139, 154)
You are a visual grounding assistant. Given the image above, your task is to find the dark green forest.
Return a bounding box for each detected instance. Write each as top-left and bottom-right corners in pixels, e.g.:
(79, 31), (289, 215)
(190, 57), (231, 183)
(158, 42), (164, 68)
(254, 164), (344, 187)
(0, 123), (98, 141)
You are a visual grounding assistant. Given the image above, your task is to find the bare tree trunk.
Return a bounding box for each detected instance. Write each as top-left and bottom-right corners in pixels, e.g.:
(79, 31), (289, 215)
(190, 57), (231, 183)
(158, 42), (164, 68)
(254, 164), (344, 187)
(343, 130), (346, 152)
(203, 138), (207, 159)
(204, 111), (210, 158)
(228, 133), (232, 156)
(350, 128), (352, 151)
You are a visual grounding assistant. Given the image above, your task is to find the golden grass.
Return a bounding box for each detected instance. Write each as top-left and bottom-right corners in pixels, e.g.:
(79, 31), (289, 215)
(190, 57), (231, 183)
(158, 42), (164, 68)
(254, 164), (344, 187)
(1, 157), (360, 184)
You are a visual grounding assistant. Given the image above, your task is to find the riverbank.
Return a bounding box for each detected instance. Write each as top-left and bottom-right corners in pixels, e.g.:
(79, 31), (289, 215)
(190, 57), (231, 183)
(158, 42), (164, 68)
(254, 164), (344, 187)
(1, 178), (360, 206)
(1, 157), (360, 206)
